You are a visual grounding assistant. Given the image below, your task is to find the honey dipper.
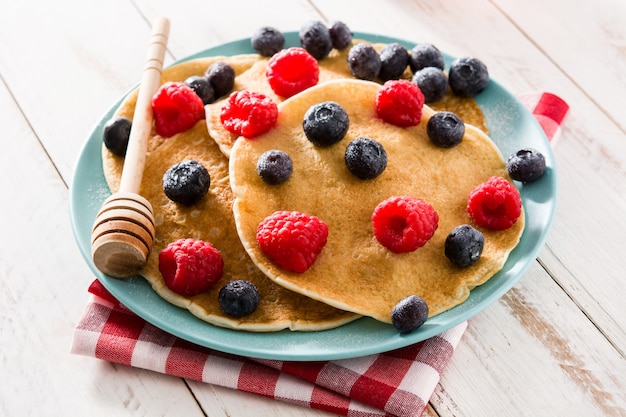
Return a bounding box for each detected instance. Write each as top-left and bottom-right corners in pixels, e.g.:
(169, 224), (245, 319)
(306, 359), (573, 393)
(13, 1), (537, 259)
(91, 17), (170, 278)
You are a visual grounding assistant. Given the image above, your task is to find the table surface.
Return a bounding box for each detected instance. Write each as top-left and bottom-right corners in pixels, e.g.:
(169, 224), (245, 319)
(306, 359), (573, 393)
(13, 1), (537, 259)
(2, 1), (626, 416)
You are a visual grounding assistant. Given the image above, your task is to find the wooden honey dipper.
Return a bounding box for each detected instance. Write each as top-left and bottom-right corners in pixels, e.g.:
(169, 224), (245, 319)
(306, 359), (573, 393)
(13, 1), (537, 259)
(91, 17), (170, 278)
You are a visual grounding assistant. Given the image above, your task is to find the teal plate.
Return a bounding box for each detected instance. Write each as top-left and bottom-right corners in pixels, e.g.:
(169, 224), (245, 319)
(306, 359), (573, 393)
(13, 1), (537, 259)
(70, 32), (557, 361)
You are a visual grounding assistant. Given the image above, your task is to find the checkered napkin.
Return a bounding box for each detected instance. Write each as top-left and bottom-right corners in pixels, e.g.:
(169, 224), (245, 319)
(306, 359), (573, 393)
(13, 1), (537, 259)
(71, 92), (568, 417)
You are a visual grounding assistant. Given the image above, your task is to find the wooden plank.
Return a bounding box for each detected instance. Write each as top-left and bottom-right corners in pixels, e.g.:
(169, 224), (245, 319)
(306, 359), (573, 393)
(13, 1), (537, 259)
(0, 82), (204, 416)
(133, 0), (322, 60)
(493, 0), (626, 131)
(0, 0), (168, 182)
(432, 262), (626, 416)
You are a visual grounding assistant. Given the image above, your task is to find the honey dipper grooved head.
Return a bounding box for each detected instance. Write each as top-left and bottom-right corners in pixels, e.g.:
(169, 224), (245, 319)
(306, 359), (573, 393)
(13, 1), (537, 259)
(91, 192), (156, 279)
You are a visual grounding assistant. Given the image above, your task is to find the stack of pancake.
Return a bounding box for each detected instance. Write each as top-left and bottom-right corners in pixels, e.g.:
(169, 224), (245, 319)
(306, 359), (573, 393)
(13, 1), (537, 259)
(102, 41), (523, 332)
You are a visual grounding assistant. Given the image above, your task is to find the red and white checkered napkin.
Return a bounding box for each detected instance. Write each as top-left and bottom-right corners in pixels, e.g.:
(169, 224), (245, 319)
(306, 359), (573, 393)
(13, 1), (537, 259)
(71, 92), (568, 417)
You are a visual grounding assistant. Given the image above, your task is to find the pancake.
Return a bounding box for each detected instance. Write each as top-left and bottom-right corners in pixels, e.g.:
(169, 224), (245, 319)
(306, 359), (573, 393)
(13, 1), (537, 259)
(206, 40), (488, 158)
(229, 79), (524, 323)
(103, 58), (359, 331)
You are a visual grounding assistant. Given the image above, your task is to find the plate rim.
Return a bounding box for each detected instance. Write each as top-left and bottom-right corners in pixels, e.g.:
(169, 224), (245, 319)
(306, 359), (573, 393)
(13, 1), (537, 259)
(69, 31), (557, 361)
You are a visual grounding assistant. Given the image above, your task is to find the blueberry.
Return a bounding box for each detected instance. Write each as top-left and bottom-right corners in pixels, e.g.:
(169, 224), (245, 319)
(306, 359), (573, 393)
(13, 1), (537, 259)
(391, 295), (429, 334)
(448, 57), (489, 97)
(412, 67), (448, 103)
(347, 43), (381, 81)
(302, 101), (350, 147)
(103, 116), (131, 156)
(506, 148), (546, 183)
(251, 26), (285, 57)
(328, 20), (352, 50)
(218, 280), (260, 318)
(162, 160), (211, 205)
(257, 150), (293, 185)
(378, 43), (410, 81)
(299, 20), (333, 60)
(205, 62), (235, 98)
(409, 43), (445, 72)
(184, 75), (215, 105)
(445, 224), (485, 268)
(345, 137), (387, 180)
(427, 111), (465, 148)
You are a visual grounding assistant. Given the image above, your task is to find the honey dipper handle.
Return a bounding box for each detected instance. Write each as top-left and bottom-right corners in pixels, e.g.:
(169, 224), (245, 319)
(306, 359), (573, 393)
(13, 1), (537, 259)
(119, 17), (170, 193)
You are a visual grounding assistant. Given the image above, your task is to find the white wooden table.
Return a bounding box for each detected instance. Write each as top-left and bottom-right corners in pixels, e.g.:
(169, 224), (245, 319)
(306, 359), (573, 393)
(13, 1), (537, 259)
(2, 1), (626, 416)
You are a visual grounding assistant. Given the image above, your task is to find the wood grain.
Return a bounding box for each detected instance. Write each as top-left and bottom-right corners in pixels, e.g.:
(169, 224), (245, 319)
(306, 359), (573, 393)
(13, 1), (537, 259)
(1, 0), (625, 416)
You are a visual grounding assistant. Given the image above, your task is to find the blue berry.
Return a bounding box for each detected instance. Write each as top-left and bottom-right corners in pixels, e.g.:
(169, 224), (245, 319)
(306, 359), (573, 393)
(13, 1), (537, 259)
(409, 43), (445, 72)
(302, 101), (350, 147)
(391, 295), (429, 334)
(506, 148), (546, 183)
(257, 150), (293, 185)
(218, 280), (260, 318)
(184, 75), (215, 105)
(162, 160), (211, 205)
(427, 111), (465, 148)
(251, 26), (285, 57)
(299, 20), (333, 60)
(329, 21), (352, 50)
(347, 43), (381, 81)
(205, 62), (235, 98)
(448, 57), (489, 97)
(412, 67), (448, 103)
(345, 137), (387, 180)
(445, 224), (484, 268)
(103, 116), (131, 156)
(378, 43), (409, 81)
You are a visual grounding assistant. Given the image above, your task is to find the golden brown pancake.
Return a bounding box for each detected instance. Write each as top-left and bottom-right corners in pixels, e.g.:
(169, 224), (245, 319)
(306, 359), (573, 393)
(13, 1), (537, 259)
(206, 40), (488, 158)
(229, 79), (524, 323)
(103, 58), (359, 331)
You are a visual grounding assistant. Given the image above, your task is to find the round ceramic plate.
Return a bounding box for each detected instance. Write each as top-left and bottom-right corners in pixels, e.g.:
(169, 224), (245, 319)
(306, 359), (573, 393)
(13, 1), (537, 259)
(70, 32), (557, 361)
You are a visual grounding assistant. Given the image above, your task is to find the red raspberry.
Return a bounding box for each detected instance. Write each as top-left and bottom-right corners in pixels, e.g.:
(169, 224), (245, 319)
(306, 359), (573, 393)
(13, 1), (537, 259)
(256, 211), (328, 273)
(220, 90), (278, 138)
(266, 47), (319, 98)
(372, 196), (439, 253)
(375, 79), (425, 127)
(158, 238), (224, 296)
(152, 82), (205, 138)
(467, 176), (522, 230)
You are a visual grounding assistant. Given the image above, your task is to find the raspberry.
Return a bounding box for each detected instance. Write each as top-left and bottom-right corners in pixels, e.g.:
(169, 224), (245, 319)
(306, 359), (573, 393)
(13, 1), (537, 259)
(266, 47), (319, 98)
(159, 238), (224, 296)
(152, 82), (205, 138)
(467, 176), (522, 230)
(256, 211), (328, 273)
(375, 79), (425, 127)
(372, 196), (439, 253)
(220, 90), (278, 138)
